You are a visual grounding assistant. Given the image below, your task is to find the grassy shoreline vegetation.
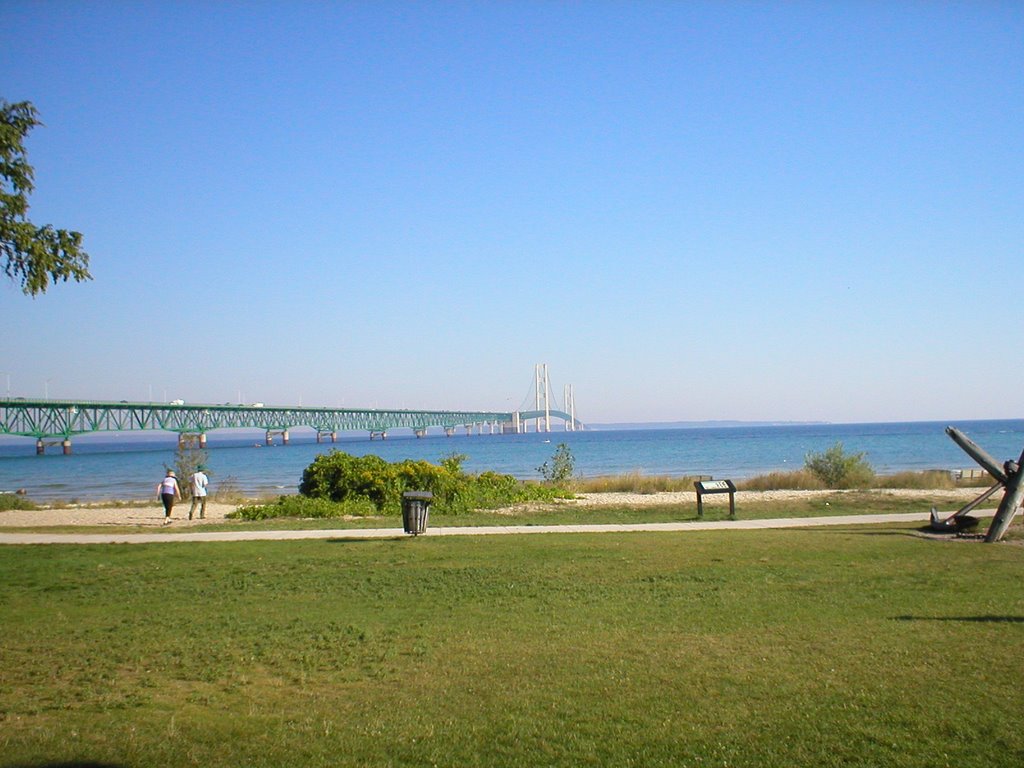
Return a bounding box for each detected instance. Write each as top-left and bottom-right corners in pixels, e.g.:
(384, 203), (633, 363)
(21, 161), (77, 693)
(0, 443), (1006, 536)
(224, 443), (996, 523)
(2, 527), (1023, 766)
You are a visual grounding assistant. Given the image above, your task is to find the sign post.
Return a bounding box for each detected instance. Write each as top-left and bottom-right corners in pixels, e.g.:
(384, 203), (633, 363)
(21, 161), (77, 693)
(694, 479), (737, 519)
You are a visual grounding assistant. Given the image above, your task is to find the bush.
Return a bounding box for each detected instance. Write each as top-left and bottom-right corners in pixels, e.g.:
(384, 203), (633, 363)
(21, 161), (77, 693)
(231, 495), (377, 520)
(295, 450), (567, 516)
(804, 442), (875, 489)
(537, 443), (575, 483)
(0, 492), (36, 511)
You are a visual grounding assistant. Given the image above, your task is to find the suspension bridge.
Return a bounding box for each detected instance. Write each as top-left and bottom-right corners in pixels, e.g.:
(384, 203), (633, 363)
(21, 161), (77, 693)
(0, 365), (582, 454)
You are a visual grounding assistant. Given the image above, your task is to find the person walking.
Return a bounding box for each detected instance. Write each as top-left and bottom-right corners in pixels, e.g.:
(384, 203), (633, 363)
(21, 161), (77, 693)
(188, 465), (209, 520)
(157, 469), (181, 524)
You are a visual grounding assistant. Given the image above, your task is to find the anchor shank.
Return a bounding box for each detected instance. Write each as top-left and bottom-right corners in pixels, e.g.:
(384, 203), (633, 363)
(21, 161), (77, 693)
(945, 426), (1008, 484)
(984, 446), (1024, 543)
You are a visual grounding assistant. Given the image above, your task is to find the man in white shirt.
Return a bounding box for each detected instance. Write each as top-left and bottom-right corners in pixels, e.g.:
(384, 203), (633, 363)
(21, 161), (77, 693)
(188, 465), (210, 520)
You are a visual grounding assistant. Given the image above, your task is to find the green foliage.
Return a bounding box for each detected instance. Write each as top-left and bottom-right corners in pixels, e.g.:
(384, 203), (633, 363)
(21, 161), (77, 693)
(231, 495), (377, 520)
(537, 443), (575, 483)
(1, 99), (92, 296)
(168, 440), (209, 500)
(804, 441), (876, 489)
(299, 452), (401, 509)
(297, 450), (562, 516)
(0, 492), (35, 511)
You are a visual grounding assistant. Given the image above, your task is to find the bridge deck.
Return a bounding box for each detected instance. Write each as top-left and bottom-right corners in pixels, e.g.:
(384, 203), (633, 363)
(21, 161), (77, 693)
(0, 399), (577, 440)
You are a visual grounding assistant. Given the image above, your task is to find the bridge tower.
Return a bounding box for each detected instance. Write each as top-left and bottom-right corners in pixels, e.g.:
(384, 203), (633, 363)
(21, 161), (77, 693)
(535, 363), (551, 432)
(564, 384), (577, 431)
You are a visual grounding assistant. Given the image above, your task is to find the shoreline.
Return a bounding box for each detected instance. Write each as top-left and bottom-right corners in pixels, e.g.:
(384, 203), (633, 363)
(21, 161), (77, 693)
(0, 487), (986, 529)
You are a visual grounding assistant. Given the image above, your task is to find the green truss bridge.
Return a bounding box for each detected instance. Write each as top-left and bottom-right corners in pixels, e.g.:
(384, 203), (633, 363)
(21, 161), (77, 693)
(0, 399), (582, 454)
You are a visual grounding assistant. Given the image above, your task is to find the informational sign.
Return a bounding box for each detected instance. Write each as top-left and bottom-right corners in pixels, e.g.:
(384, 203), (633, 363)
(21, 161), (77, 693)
(694, 479), (737, 519)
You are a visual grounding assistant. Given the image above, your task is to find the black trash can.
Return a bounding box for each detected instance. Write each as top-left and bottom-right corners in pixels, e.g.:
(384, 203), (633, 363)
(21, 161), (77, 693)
(401, 491), (433, 535)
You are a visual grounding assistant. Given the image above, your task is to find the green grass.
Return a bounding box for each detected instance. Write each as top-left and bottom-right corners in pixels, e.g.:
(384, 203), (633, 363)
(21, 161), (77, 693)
(1, 524), (1023, 767)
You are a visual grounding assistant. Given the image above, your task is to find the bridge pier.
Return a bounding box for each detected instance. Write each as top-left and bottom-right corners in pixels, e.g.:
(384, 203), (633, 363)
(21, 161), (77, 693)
(178, 433), (207, 450)
(444, 427), (454, 437)
(35, 438), (71, 455)
(316, 430), (338, 444)
(370, 431), (387, 440)
(415, 428), (427, 438)
(264, 430), (290, 446)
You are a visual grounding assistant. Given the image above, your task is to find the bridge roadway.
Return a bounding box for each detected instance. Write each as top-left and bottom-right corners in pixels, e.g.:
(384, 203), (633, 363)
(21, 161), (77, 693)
(0, 399), (580, 453)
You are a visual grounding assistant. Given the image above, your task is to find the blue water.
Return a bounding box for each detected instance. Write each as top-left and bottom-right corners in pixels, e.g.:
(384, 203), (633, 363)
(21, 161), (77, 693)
(2, 420), (1023, 503)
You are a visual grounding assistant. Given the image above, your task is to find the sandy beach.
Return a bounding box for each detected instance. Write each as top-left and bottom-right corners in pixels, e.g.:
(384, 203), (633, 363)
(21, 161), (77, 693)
(0, 487), (986, 528)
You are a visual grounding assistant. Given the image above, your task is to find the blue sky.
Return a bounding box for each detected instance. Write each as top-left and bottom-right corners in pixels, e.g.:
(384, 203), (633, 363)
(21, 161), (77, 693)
(2, 1), (1021, 423)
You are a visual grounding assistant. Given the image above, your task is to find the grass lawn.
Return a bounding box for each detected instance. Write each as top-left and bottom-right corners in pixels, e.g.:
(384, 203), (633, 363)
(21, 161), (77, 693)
(1, 523), (1022, 767)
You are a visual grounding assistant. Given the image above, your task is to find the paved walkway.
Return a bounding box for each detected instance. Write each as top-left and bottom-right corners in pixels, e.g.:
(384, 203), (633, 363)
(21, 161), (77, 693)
(0, 511), (945, 545)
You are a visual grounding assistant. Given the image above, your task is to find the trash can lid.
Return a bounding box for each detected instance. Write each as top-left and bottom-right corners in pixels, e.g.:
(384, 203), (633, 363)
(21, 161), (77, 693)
(402, 491), (434, 500)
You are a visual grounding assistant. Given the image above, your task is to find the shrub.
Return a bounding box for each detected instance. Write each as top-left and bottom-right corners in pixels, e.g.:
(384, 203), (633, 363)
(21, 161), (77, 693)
(299, 452), (401, 509)
(0, 492), (36, 511)
(295, 450), (567, 516)
(804, 442), (875, 489)
(537, 443), (575, 484)
(231, 495), (377, 520)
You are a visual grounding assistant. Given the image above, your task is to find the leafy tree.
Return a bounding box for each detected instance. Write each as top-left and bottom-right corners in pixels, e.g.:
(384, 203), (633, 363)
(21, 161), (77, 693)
(1, 99), (91, 296)
(804, 442), (875, 489)
(167, 439), (209, 501)
(537, 443), (576, 484)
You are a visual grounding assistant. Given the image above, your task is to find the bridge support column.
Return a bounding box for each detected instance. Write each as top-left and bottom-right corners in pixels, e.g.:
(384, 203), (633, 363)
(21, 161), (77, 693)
(265, 430), (289, 446)
(62, 439), (72, 455)
(415, 428), (427, 438)
(177, 433), (205, 450)
(370, 431), (387, 440)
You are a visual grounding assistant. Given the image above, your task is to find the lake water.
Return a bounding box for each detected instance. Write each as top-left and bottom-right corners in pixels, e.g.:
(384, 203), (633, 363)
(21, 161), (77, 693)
(2, 419), (1022, 503)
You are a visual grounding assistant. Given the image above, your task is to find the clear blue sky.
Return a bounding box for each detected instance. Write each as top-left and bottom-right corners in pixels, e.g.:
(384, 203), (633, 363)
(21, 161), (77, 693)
(2, 1), (1021, 424)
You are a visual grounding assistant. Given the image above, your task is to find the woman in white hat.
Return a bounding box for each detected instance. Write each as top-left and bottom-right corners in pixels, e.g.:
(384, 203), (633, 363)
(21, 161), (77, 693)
(156, 469), (182, 523)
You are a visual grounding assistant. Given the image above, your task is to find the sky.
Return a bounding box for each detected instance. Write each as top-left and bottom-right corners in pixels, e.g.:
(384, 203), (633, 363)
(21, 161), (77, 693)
(1, 1), (1021, 424)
